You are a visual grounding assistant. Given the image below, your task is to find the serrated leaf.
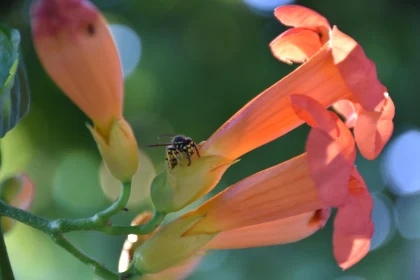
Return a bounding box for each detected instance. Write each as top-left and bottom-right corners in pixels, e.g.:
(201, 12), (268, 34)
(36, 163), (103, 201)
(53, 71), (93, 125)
(0, 25), (30, 138)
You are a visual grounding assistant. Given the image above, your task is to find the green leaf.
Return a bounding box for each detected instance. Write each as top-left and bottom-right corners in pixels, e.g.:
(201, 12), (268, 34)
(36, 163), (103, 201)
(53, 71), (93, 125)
(0, 24), (30, 138)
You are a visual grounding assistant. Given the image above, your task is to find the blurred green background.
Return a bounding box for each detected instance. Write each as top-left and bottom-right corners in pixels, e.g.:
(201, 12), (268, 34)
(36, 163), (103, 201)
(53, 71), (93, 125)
(0, 0), (419, 279)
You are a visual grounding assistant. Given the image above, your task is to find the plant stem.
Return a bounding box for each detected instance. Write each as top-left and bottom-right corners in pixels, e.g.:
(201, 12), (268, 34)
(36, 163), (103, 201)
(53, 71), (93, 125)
(0, 201), (51, 233)
(102, 211), (165, 235)
(0, 199), (165, 236)
(0, 181), (163, 280)
(0, 221), (15, 280)
(54, 181), (132, 232)
(52, 233), (119, 280)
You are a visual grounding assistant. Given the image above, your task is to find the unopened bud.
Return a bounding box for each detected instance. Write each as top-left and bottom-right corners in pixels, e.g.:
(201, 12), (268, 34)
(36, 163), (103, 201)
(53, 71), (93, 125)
(88, 118), (139, 183)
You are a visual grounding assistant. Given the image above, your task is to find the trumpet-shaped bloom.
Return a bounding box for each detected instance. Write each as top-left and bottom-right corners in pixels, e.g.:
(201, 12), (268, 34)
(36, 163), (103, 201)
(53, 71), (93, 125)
(31, 0), (139, 182)
(139, 84), (378, 273)
(176, 92), (376, 270)
(152, 4), (394, 214)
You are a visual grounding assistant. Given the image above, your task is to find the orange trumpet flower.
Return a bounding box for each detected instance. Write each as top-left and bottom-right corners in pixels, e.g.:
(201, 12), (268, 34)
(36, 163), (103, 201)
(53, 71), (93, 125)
(138, 90), (383, 273)
(152, 4), (394, 216)
(203, 5), (394, 161)
(145, 4), (394, 273)
(182, 94), (375, 270)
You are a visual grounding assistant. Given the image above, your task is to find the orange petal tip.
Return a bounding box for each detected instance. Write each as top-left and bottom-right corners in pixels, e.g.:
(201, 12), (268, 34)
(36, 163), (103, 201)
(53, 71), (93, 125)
(355, 94), (395, 160)
(331, 26), (386, 112)
(270, 27), (322, 64)
(333, 224), (373, 270)
(31, 0), (98, 37)
(274, 5), (330, 34)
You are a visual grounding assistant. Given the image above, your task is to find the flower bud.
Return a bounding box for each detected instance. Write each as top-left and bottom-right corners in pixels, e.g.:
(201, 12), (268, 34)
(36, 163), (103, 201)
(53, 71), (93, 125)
(151, 155), (238, 213)
(31, 0), (123, 131)
(133, 216), (214, 274)
(88, 118), (139, 183)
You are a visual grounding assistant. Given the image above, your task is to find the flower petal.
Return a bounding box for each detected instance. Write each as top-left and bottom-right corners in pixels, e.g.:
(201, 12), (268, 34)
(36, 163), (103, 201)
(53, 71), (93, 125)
(31, 0), (123, 129)
(289, 95), (357, 164)
(331, 26), (386, 112)
(201, 43), (352, 160)
(183, 154), (325, 235)
(333, 227), (372, 270)
(290, 94), (337, 132)
(270, 27), (323, 64)
(306, 128), (352, 207)
(139, 256), (203, 280)
(333, 100), (359, 128)
(354, 93), (395, 160)
(205, 208), (330, 250)
(334, 169), (374, 235)
(274, 5), (330, 40)
(290, 94), (356, 207)
(333, 168), (374, 270)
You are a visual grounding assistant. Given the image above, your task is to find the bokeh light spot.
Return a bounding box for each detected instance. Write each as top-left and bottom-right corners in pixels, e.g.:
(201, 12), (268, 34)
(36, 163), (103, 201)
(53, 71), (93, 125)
(109, 24), (142, 79)
(100, 149), (156, 208)
(370, 194), (396, 251)
(382, 129), (420, 196)
(53, 150), (105, 213)
(243, 0), (294, 16)
(396, 194), (420, 240)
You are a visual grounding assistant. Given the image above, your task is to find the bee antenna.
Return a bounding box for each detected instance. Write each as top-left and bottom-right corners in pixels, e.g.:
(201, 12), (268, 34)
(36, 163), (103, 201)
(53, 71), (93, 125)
(146, 143), (172, 148)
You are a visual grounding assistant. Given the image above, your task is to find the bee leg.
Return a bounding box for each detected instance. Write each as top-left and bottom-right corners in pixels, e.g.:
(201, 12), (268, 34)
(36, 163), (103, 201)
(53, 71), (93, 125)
(171, 151), (182, 163)
(193, 143), (201, 158)
(184, 151), (192, 166)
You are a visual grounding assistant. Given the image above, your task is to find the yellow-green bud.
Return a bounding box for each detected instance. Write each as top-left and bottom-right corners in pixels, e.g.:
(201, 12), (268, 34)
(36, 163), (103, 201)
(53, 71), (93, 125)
(151, 155), (238, 213)
(88, 118), (139, 183)
(133, 216), (215, 274)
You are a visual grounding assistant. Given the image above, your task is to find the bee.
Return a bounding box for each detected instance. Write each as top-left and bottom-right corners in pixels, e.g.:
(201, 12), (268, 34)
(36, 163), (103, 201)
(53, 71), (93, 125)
(147, 135), (201, 170)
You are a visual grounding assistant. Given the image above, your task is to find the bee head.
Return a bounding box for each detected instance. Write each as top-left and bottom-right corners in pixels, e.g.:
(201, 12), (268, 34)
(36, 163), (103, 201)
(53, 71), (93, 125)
(172, 135), (190, 144)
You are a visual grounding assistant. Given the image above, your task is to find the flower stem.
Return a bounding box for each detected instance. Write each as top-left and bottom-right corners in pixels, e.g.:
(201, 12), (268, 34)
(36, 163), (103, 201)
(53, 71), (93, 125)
(54, 181), (132, 232)
(102, 211), (166, 235)
(0, 221), (15, 280)
(0, 181), (163, 280)
(52, 233), (119, 280)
